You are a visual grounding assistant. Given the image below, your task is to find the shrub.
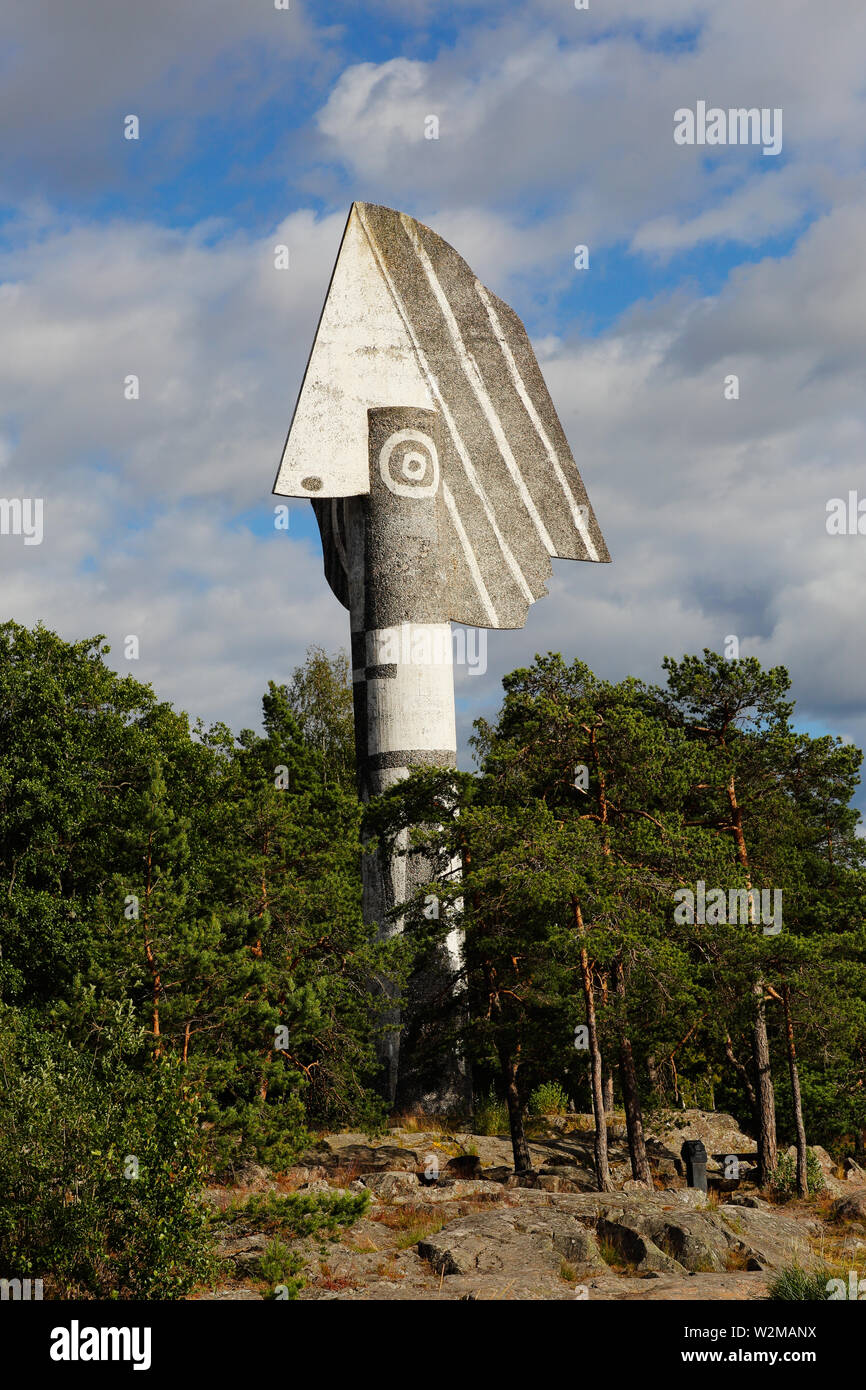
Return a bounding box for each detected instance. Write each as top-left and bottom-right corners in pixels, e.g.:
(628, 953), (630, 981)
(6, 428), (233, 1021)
(215, 1189), (370, 1300)
(473, 1089), (507, 1135)
(529, 1081), (569, 1116)
(0, 1005), (215, 1299)
(770, 1149), (826, 1196)
(259, 1238), (305, 1298)
(218, 1189), (370, 1239)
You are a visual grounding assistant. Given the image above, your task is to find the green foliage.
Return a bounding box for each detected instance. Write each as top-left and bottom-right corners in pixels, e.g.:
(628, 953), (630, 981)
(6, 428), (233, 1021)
(3, 620), (865, 1289)
(373, 646), (866, 1182)
(259, 1238), (305, 1298)
(770, 1149), (826, 1196)
(0, 625), (391, 1297)
(0, 623), (388, 1182)
(529, 1081), (570, 1116)
(214, 1189), (370, 1301)
(188, 675), (388, 1164)
(766, 1264), (833, 1300)
(473, 1089), (508, 1135)
(218, 1189), (370, 1239)
(283, 645), (355, 790)
(0, 1005), (215, 1299)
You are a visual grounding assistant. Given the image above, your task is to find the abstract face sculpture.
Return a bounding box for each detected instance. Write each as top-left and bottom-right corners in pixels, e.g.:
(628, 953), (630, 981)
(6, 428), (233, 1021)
(276, 201), (608, 622)
(274, 202), (610, 1107)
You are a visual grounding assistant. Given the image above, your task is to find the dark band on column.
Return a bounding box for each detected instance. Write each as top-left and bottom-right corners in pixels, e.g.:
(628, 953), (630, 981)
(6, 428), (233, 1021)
(350, 630), (367, 670)
(365, 749), (458, 772)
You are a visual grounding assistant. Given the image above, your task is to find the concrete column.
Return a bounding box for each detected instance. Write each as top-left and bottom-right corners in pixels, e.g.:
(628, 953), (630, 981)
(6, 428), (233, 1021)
(344, 406), (469, 1111)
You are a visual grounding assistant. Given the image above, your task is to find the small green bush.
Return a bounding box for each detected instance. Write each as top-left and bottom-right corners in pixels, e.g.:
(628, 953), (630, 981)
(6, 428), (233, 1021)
(218, 1189), (370, 1239)
(529, 1081), (569, 1117)
(770, 1149), (826, 1196)
(259, 1238), (305, 1298)
(215, 1189), (370, 1300)
(473, 1089), (508, 1135)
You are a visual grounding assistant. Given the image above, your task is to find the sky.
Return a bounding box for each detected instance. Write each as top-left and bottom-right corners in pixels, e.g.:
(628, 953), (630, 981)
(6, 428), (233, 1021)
(1, 0), (865, 808)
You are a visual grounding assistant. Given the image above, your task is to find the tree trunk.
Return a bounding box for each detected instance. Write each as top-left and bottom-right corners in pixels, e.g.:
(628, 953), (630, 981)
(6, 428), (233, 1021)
(600, 973), (614, 1115)
(146, 946), (161, 1058)
(752, 984), (777, 1186)
(603, 1069), (615, 1115)
(616, 967), (651, 1184)
(724, 1033), (757, 1116)
(647, 1053), (664, 1101)
(499, 1048), (532, 1174)
(573, 898), (613, 1191)
(142, 824), (162, 1060)
(725, 1030), (762, 1160)
(619, 1036), (651, 1184)
(782, 983), (808, 1198)
(727, 775), (777, 1185)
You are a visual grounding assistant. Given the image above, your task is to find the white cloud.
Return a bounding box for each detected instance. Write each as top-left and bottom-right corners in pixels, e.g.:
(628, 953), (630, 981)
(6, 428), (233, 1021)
(3, 0), (865, 815)
(314, 0), (866, 260)
(0, 0), (333, 198)
(0, 205), (353, 729)
(6, 195), (865, 780)
(631, 167), (816, 255)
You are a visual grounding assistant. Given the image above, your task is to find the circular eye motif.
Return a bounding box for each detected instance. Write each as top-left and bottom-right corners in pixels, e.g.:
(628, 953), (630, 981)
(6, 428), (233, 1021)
(378, 429), (440, 498)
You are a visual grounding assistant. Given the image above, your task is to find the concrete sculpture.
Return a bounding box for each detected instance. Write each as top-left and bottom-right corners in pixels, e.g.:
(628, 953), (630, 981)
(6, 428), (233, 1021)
(274, 201), (609, 1107)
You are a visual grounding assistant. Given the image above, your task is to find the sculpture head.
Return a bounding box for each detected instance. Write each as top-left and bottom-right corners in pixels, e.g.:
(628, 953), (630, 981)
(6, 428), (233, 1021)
(274, 201), (609, 630)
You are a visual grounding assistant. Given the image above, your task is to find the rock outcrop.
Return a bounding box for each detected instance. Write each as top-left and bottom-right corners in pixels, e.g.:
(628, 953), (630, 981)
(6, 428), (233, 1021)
(201, 1113), (863, 1302)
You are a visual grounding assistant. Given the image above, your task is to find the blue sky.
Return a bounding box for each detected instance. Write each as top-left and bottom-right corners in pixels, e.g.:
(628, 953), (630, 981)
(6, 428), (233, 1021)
(1, 0), (865, 810)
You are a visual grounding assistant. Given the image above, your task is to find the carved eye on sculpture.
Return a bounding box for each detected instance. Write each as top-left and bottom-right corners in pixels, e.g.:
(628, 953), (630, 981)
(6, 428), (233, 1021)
(378, 428), (440, 498)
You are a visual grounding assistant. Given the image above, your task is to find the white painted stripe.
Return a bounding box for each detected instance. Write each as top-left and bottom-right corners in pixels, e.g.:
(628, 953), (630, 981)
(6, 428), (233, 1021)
(441, 482), (498, 627)
(355, 205), (532, 614)
(474, 279), (600, 562)
(363, 628), (458, 753)
(400, 214), (557, 557)
(367, 624), (454, 668)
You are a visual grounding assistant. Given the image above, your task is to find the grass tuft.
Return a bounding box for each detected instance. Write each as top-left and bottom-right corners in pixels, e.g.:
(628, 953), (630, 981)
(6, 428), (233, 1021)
(766, 1263), (834, 1301)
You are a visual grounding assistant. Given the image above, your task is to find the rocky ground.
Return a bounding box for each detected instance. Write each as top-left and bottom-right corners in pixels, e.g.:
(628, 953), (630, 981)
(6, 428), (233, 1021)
(196, 1110), (866, 1302)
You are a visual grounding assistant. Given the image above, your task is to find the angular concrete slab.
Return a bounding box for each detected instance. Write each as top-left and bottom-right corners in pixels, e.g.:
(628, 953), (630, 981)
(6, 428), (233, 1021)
(275, 201), (610, 631)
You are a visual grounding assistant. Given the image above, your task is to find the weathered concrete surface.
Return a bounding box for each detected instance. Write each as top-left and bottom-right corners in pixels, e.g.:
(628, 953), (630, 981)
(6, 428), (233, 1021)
(347, 406), (467, 1111)
(274, 202), (609, 626)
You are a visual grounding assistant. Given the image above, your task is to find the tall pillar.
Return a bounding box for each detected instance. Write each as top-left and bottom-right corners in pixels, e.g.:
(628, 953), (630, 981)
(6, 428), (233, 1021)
(344, 406), (469, 1110)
